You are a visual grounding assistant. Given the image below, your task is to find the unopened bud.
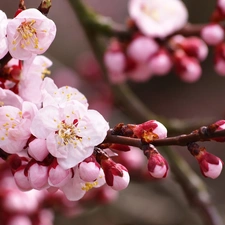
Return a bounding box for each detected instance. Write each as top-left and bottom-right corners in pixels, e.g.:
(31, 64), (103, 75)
(133, 120), (167, 142)
(78, 155), (100, 182)
(101, 158), (130, 191)
(198, 151), (223, 179)
(145, 145), (169, 178)
(201, 24), (224, 46)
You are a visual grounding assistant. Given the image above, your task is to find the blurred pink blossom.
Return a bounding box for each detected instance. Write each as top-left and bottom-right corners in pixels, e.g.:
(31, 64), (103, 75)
(128, 0), (188, 38)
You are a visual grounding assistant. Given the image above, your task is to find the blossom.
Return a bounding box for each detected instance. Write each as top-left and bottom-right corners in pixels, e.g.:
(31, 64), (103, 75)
(30, 100), (109, 169)
(128, 0), (188, 38)
(41, 77), (88, 108)
(0, 101), (37, 154)
(133, 120), (167, 142)
(0, 87), (23, 108)
(127, 36), (159, 63)
(0, 10), (8, 59)
(145, 145), (169, 178)
(100, 158), (130, 190)
(201, 24), (224, 46)
(7, 8), (56, 60)
(18, 55), (52, 105)
(197, 151), (223, 179)
(60, 167), (105, 201)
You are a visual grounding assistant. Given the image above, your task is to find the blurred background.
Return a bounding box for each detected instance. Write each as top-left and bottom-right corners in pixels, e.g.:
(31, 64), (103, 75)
(0, 0), (225, 224)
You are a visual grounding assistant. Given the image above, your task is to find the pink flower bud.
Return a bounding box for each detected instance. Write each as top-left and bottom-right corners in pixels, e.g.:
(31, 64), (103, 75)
(133, 120), (167, 142)
(217, 0), (225, 15)
(145, 145), (169, 178)
(148, 49), (172, 76)
(28, 163), (49, 190)
(127, 36), (159, 63)
(197, 151), (223, 179)
(210, 120), (225, 142)
(28, 138), (49, 161)
(78, 155), (101, 182)
(179, 37), (208, 61)
(101, 158), (130, 190)
(174, 50), (202, 83)
(104, 41), (126, 74)
(8, 215), (32, 225)
(128, 63), (153, 82)
(14, 167), (32, 191)
(201, 24), (224, 46)
(214, 43), (225, 76)
(48, 162), (72, 187)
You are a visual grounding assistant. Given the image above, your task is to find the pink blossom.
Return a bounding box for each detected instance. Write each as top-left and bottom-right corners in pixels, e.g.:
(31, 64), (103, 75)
(3, 189), (41, 213)
(14, 167), (32, 191)
(197, 151), (223, 179)
(128, 63), (153, 82)
(78, 155), (101, 182)
(127, 36), (159, 63)
(179, 37), (208, 61)
(133, 120), (167, 142)
(174, 51), (202, 83)
(210, 120), (225, 142)
(101, 158), (130, 190)
(128, 0), (188, 38)
(28, 138), (49, 161)
(48, 165), (72, 188)
(28, 163), (49, 189)
(0, 101), (37, 154)
(0, 87), (23, 108)
(104, 50), (126, 73)
(61, 168), (105, 201)
(201, 24), (224, 46)
(145, 145), (169, 178)
(31, 101), (109, 169)
(41, 77), (88, 108)
(8, 215), (32, 225)
(148, 49), (172, 76)
(0, 10), (8, 59)
(19, 55), (52, 105)
(7, 8), (56, 60)
(217, 0), (225, 15)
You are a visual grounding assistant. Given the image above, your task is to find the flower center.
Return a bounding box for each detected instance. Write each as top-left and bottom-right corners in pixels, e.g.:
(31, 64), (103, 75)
(57, 119), (82, 146)
(13, 20), (41, 50)
(141, 4), (160, 22)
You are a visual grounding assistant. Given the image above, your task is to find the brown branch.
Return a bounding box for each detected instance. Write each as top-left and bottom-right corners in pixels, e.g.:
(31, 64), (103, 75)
(104, 126), (225, 148)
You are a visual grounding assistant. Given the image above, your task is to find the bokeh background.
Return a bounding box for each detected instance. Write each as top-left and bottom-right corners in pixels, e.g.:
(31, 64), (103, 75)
(0, 0), (225, 224)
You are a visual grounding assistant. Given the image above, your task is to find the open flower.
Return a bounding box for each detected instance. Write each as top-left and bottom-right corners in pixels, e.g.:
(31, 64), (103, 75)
(128, 0), (188, 38)
(18, 55), (52, 105)
(7, 8), (56, 60)
(0, 10), (8, 59)
(30, 100), (109, 169)
(0, 101), (37, 154)
(60, 167), (105, 201)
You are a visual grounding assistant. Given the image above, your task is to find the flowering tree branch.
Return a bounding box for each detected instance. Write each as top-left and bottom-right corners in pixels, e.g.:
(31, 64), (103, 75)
(69, 1), (224, 224)
(103, 124), (225, 148)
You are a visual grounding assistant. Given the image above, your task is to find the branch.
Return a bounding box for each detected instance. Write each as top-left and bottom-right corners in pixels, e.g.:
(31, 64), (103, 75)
(103, 126), (225, 148)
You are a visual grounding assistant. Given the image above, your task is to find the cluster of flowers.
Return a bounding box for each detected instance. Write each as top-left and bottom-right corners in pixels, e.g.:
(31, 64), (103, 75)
(0, 6), (172, 205)
(104, 0), (225, 83)
(0, 6), (224, 223)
